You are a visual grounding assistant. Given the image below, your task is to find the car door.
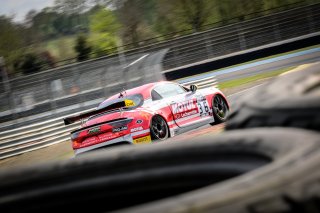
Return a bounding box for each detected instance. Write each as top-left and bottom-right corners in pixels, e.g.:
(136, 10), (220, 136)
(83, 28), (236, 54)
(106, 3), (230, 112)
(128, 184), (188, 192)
(152, 83), (204, 127)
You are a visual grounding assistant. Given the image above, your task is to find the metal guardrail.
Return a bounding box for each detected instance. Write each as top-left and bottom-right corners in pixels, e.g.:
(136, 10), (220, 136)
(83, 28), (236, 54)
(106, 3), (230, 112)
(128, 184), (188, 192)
(0, 75), (217, 160)
(182, 76), (217, 89)
(0, 107), (95, 159)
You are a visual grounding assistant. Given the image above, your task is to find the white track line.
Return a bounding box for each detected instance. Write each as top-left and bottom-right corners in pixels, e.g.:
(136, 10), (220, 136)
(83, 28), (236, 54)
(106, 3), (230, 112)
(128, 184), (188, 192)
(227, 83), (266, 97)
(124, 54), (149, 68)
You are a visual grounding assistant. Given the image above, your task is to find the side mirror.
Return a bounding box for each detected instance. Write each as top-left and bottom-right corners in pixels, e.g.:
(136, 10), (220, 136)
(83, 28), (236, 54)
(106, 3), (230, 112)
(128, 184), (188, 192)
(190, 84), (198, 92)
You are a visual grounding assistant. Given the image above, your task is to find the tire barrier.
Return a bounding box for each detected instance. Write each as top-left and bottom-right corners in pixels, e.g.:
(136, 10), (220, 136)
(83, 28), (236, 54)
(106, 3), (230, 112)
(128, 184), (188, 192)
(226, 62), (320, 131)
(182, 75), (217, 89)
(0, 128), (319, 213)
(0, 62), (320, 213)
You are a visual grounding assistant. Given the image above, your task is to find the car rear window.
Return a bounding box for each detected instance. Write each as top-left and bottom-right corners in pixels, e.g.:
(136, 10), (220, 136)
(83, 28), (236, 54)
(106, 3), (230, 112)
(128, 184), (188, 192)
(97, 94), (144, 110)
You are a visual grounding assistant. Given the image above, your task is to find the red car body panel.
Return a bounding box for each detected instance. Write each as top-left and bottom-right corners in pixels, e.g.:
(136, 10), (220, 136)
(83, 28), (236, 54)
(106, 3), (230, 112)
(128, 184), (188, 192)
(65, 81), (229, 155)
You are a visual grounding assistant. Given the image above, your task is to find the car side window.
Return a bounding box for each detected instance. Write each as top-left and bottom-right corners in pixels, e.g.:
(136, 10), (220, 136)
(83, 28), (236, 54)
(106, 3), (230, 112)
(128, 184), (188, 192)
(151, 90), (162, 101)
(153, 83), (186, 99)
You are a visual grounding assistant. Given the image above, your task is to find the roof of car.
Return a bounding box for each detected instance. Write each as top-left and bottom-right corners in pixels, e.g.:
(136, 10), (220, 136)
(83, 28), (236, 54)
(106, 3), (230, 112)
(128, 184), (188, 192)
(100, 81), (175, 106)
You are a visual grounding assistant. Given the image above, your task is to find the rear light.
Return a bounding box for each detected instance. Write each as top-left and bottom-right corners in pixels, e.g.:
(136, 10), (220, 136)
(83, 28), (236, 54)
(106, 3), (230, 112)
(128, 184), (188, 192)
(72, 139), (82, 149)
(71, 118), (133, 149)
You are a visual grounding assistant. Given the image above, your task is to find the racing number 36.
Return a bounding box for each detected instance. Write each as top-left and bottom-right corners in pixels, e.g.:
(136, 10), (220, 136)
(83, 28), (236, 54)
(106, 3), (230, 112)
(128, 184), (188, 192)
(197, 97), (209, 116)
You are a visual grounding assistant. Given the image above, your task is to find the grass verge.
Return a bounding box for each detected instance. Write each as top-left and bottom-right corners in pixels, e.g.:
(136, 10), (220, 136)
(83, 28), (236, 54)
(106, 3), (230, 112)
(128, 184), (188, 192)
(219, 66), (296, 89)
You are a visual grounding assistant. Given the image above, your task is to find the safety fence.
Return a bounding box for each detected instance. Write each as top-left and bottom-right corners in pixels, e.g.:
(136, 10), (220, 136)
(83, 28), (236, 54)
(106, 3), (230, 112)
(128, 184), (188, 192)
(161, 3), (320, 70)
(1, 3), (320, 124)
(0, 50), (167, 130)
(9, 1), (319, 69)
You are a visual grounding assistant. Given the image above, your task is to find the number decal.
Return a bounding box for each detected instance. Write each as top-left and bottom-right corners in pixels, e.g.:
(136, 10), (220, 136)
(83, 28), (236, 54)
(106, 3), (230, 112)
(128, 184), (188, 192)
(197, 102), (203, 115)
(197, 96), (211, 117)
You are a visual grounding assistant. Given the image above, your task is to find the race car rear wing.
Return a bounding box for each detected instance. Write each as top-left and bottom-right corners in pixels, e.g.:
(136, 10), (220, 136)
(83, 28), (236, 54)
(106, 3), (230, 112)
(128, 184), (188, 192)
(63, 101), (126, 125)
(63, 94), (144, 125)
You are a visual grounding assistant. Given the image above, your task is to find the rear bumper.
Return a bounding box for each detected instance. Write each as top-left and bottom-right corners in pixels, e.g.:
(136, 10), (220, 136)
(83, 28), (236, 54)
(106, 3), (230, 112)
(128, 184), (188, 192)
(74, 134), (133, 155)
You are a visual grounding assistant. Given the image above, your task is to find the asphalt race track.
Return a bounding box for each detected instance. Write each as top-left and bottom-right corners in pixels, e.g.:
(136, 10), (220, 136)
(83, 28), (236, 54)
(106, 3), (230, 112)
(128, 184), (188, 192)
(178, 47), (320, 84)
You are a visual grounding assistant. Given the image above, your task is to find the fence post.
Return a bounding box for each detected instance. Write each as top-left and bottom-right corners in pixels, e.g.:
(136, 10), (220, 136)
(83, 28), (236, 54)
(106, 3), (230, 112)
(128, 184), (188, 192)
(173, 49), (181, 67)
(238, 32), (247, 50)
(0, 57), (18, 121)
(38, 74), (52, 116)
(9, 91), (19, 123)
(0, 57), (10, 93)
(73, 66), (85, 109)
(204, 34), (213, 59)
(102, 67), (108, 98)
(307, 7), (315, 33)
(48, 79), (57, 114)
(117, 39), (127, 68)
(236, 23), (247, 50)
(272, 16), (281, 41)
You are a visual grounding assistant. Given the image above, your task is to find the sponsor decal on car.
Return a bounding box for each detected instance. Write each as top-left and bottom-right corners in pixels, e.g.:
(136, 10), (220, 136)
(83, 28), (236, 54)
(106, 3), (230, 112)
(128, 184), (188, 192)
(98, 132), (119, 142)
(171, 99), (199, 119)
(133, 135), (151, 144)
(82, 136), (98, 147)
(125, 99), (135, 107)
(87, 126), (101, 134)
(131, 126), (143, 132)
(112, 126), (128, 132)
(139, 111), (151, 120)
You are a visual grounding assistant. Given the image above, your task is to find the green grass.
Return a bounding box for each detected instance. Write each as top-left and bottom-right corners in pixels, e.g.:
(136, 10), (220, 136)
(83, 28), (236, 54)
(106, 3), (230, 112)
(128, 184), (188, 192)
(219, 66), (296, 89)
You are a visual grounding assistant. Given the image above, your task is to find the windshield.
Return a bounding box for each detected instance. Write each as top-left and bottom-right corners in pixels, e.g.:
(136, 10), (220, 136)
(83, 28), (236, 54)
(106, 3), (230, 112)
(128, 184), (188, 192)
(97, 94), (144, 110)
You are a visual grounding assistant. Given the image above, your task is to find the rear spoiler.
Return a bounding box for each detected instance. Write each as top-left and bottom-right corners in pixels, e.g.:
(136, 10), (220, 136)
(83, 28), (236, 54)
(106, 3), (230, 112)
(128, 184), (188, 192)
(63, 101), (126, 125)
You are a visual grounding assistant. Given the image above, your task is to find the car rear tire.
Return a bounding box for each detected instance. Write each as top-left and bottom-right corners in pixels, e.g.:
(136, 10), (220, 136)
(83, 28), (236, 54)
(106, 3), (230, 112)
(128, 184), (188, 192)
(150, 115), (169, 141)
(210, 95), (229, 125)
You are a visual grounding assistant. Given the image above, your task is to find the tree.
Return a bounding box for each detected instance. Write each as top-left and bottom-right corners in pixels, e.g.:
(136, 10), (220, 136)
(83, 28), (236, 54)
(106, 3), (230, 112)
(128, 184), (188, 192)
(89, 7), (120, 34)
(176, 0), (216, 32)
(217, 0), (263, 22)
(262, 0), (305, 11)
(29, 8), (91, 39)
(89, 32), (117, 57)
(54, 0), (92, 35)
(155, 0), (218, 33)
(74, 34), (92, 61)
(97, 0), (157, 46)
(14, 52), (54, 75)
(0, 16), (23, 58)
(54, 0), (90, 14)
(116, 0), (144, 46)
(89, 7), (120, 55)
(0, 16), (27, 75)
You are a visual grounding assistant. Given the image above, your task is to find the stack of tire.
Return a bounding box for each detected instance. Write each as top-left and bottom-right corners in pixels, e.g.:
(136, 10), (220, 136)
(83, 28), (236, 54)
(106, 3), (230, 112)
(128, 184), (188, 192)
(0, 63), (319, 213)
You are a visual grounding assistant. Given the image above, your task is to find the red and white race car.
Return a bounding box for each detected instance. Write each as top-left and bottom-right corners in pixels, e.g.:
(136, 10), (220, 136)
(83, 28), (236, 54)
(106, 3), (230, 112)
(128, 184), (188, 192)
(64, 81), (229, 155)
